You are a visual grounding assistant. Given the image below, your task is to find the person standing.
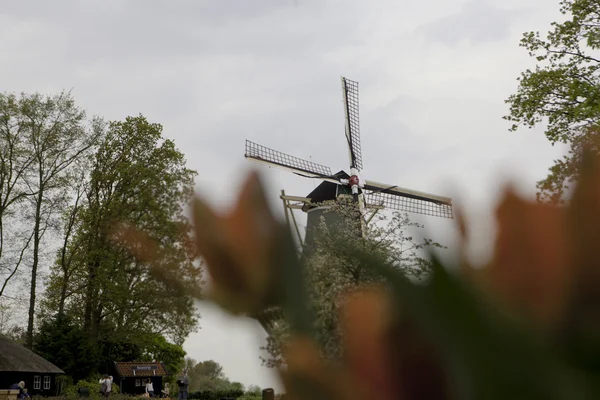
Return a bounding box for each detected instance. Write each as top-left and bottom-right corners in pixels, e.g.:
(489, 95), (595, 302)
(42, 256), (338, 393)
(176, 371), (188, 400)
(100, 375), (113, 397)
(107, 376), (113, 396)
(161, 382), (170, 398)
(145, 379), (155, 397)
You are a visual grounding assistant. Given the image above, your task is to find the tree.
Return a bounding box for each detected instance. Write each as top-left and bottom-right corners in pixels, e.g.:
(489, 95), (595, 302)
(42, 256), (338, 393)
(35, 315), (186, 383)
(505, 0), (600, 203)
(239, 385), (262, 400)
(138, 333), (186, 377)
(42, 115), (202, 347)
(0, 94), (37, 298)
(94, 330), (186, 378)
(0, 297), (23, 339)
(183, 358), (246, 393)
(0, 92), (102, 347)
(51, 158), (90, 317)
(185, 358), (224, 392)
(262, 200), (444, 366)
(33, 314), (99, 381)
(194, 360), (225, 381)
(35, 114), (198, 381)
(246, 385), (261, 394)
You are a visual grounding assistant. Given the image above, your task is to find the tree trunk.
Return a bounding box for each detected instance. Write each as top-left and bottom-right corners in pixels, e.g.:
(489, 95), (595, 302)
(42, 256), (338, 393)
(92, 301), (103, 342)
(83, 259), (97, 336)
(58, 275), (68, 316)
(57, 206), (79, 316)
(26, 187), (44, 348)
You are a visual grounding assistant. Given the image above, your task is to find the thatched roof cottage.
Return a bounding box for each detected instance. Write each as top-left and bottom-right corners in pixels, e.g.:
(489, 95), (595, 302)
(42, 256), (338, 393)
(0, 337), (64, 396)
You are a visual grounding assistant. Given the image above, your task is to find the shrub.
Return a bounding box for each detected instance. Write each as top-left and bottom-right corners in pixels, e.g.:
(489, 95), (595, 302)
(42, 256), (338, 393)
(62, 379), (120, 399)
(187, 389), (244, 400)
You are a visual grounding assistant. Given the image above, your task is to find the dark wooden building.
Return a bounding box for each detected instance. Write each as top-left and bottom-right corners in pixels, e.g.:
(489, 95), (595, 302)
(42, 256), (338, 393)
(112, 361), (168, 396)
(0, 337), (64, 396)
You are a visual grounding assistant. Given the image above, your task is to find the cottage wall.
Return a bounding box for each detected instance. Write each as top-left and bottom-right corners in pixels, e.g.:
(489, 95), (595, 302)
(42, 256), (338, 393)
(0, 372), (61, 396)
(119, 377), (163, 396)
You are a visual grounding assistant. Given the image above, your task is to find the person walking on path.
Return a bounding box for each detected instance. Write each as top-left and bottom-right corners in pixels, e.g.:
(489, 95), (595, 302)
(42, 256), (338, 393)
(176, 371), (188, 400)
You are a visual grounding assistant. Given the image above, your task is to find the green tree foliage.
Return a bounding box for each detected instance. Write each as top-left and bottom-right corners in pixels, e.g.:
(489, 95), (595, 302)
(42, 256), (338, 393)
(0, 298), (26, 344)
(42, 115), (201, 347)
(22, 93), (101, 347)
(1, 91), (197, 380)
(505, 0), (600, 203)
(0, 92), (101, 347)
(262, 200), (444, 366)
(34, 313), (186, 382)
(238, 385), (262, 400)
(34, 115), (199, 380)
(0, 94), (36, 298)
(138, 333), (186, 377)
(192, 359), (225, 381)
(97, 331), (144, 369)
(34, 314), (98, 381)
(183, 358), (246, 393)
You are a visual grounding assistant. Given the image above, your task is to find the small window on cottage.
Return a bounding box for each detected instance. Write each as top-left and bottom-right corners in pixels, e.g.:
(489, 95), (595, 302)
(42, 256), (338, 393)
(135, 379), (141, 387)
(43, 376), (51, 390)
(34, 376), (41, 390)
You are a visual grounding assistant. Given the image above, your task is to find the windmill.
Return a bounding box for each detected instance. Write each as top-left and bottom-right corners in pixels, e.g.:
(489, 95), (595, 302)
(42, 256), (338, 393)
(244, 77), (453, 253)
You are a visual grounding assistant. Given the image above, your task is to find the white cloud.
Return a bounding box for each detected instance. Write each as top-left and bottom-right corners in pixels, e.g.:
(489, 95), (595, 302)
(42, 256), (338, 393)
(415, 0), (527, 46)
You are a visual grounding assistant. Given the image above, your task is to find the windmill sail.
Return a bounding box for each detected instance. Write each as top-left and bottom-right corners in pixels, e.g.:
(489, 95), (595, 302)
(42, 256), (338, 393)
(245, 140), (333, 178)
(245, 77), (454, 220)
(363, 180), (453, 219)
(341, 77), (363, 171)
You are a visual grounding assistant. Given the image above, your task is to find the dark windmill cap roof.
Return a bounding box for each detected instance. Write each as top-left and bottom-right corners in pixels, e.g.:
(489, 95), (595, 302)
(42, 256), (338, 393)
(0, 337), (64, 374)
(302, 170), (354, 212)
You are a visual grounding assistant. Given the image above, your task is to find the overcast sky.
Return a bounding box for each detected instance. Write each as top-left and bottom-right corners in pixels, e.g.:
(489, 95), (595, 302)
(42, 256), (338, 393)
(1, 0), (568, 392)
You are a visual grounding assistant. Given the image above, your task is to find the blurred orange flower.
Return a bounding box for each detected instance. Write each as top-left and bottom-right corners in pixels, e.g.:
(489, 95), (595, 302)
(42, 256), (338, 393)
(483, 187), (573, 328)
(279, 285), (451, 400)
(479, 150), (600, 330)
(192, 170), (285, 315)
